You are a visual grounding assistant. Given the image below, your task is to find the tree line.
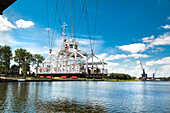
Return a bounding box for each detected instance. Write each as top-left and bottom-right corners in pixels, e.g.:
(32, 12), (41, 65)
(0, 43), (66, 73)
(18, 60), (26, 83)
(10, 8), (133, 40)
(0, 45), (44, 77)
(106, 73), (136, 80)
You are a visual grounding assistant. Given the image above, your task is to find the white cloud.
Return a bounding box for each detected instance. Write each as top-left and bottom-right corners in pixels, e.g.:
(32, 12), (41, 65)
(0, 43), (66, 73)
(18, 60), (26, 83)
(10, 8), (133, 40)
(128, 54), (150, 58)
(78, 39), (91, 45)
(106, 54), (127, 60)
(123, 59), (131, 62)
(142, 35), (154, 43)
(160, 65), (170, 75)
(43, 46), (48, 49)
(0, 32), (26, 46)
(161, 24), (170, 29)
(117, 43), (146, 53)
(96, 53), (108, 60)
(24, 46), (49, 55)
(146, 57), (170, 66)
(0, 15), (16, 31)
(151, 47), (164, 53)
(77, 34), (102, 38)
(0, 16), (35, 31)
(105, 54), (150, 61)
(108, 62), (119, 67)
(107, 62), (120, 72)
(16, 19), (34, 28)
(150, 32), (170, 46)
(124, 64), (128, 67)
(131, 65), (150, 76)
(88, 53), (107, 64)
(105, 55), (169, 77)
(107, 62), (168, 78)
(78, 38), (104, 53)
(136, 60), (140, 64)
(18, 36), (37, 40)
(0, 32), (49, 56)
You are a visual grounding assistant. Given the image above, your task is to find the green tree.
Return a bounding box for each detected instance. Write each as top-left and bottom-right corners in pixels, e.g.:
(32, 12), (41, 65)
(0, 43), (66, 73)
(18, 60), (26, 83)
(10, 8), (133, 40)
(14, 48), (27, 77)
(14, 48), (27, 68)
(14, 48), (34, 77)
(33, 54), (44, 74)
(0, 45), (12, 74)
(109, 73), (132, 80)
(22, 62), (27, 77)
(10, 64), (19, 76)
(25, 52), (33, 75)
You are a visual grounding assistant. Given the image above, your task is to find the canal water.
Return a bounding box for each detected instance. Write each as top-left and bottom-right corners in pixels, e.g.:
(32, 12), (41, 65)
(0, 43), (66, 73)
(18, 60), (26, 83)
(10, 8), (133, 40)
(0, 81), (170, 113)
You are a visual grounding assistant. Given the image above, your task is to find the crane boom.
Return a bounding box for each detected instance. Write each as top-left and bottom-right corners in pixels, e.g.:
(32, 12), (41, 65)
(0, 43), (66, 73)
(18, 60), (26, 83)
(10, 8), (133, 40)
(153, 68), (157, 80)
(139, 60), (143, 71)
(154, 68), (157, 75)
(139, 60), (146, 80)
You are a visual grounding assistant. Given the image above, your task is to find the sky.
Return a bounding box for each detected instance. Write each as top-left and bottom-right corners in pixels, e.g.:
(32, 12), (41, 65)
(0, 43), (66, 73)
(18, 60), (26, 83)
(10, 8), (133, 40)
(0, 0), (170, 77)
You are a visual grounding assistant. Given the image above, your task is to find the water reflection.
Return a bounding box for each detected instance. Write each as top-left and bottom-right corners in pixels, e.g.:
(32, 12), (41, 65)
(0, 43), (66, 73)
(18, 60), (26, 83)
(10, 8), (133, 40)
(0, 82), (106, 113)
(0, 81), (170, 113)
(35, 98), (106, 113)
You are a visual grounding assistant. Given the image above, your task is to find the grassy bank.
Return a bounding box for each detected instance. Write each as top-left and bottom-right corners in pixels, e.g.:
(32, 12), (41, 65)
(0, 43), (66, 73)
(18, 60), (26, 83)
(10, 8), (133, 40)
(104, 78), (138, 81)
(0, 76), (138, 81)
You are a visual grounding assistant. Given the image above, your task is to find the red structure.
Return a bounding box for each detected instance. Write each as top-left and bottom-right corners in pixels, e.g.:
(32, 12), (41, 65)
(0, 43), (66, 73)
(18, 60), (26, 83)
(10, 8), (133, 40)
(71, 76), (77, 79)
(46, 76), (52, 79)
(61, 76), (67, 78)
(40, 76), (44, 78)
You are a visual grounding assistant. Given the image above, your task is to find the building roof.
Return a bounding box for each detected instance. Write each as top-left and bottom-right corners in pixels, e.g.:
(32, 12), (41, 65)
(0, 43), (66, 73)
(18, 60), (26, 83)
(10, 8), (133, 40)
(0, 0), (16, 15)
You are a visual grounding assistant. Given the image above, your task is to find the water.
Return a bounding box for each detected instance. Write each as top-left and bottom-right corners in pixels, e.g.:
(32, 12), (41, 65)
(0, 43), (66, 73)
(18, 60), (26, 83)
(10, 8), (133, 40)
(0, 81), (170, 113)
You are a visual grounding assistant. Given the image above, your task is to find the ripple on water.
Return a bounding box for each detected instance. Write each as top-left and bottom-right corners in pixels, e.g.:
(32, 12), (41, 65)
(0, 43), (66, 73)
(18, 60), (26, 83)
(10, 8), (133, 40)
(0, 81), (170, 113)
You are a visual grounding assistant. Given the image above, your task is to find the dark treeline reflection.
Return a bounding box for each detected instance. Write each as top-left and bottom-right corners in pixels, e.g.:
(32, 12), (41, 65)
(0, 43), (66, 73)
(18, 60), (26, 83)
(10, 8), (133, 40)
(0, 83), (8, 111)
(0, 82), (106, 113)
(0, 82), (30, 112)
(35, 98), (107, 113)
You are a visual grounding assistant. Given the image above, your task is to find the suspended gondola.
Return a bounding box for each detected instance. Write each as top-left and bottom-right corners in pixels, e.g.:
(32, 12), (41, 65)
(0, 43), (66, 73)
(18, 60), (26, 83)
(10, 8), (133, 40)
(37, 0), (108, 78)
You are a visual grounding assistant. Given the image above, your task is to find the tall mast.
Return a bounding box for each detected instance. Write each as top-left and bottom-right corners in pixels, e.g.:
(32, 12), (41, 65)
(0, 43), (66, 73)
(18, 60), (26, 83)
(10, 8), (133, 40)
(61, 23), (67, 45)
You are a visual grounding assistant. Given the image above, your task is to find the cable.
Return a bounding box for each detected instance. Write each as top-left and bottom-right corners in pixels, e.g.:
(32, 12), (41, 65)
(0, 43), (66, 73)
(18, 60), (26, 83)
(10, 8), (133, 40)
(51, 0), (59, 50)
(73, 0), (76, 41)
(78, 0), (90, 42)
(75, 0), (86, 36)
(61, 0), (72, 38)
(52, 0), (66, 49)
(93, 0), (99, 50)
(84, 0), (92, 50)
(46, 0), (50, 49)
(70, 0), (74, 38)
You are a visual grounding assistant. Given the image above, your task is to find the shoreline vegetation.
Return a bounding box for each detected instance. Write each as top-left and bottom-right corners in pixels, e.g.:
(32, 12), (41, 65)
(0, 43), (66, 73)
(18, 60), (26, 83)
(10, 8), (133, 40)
(0, 73), (139, 81)
(0, 76), (170, 82)
(0, 76), (138, 82)
(0, 45), (44, 78)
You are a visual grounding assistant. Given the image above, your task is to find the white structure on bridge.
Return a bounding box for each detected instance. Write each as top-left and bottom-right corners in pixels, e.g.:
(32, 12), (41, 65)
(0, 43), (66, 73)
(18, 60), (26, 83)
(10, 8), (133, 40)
(38, 24), (107, 76)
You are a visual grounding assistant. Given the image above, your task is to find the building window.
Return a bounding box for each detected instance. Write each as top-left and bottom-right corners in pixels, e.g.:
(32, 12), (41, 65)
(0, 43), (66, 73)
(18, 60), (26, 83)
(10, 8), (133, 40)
(69, 44), (73, 48)
(75, 44), (78, 49)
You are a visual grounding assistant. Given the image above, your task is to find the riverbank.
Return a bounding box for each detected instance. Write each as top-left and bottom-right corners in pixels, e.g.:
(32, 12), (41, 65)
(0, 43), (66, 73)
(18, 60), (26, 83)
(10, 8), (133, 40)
(1, 76), (169, 82)
(0, 77), (138, 82)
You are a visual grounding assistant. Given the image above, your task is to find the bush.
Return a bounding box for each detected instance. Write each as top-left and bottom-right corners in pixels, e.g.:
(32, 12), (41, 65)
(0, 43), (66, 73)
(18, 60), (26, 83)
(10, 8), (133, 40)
(108, 73), (134, 80)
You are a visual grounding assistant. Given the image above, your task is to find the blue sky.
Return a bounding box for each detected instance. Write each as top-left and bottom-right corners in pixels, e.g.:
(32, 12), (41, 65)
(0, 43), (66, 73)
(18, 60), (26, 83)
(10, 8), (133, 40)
(0, 0), (170, 77)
